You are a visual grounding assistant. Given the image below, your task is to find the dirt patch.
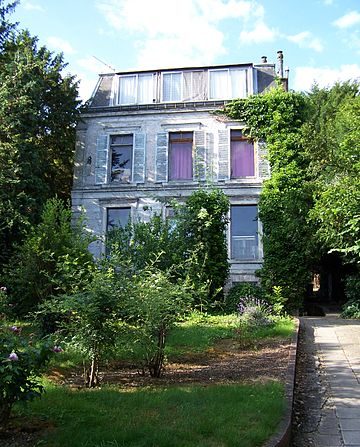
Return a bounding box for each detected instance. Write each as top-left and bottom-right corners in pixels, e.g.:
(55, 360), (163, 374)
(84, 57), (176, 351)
(55, 336), (293, 388)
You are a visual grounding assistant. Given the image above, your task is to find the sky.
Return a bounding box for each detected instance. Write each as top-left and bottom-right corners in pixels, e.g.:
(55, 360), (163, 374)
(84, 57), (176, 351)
(10, 0), (360, 101)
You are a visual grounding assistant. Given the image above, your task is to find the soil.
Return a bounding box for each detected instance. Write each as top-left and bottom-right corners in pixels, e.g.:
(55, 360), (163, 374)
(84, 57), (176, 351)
(1, 335), (294, 447)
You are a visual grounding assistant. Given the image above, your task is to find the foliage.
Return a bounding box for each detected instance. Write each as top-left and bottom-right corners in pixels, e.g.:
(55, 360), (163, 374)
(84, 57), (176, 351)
(341, 275), (360, 319)
(3, 198), (94, 317)
(107, 189), (230, 309)
(107, 213), (182, 273)
(305, 88), (360, 263)
(224, 87), (316, 309)
(224, 83), (360, 309)
(0, 322), (57, 427)
(38, 263), (124, 387)
(0, 27), (82, 270)
(0, 0), (18, 47)
(125, 268), (192, 377)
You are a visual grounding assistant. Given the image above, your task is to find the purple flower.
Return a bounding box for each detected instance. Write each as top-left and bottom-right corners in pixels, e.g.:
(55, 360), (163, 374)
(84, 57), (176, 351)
(8, 352), (19, 361)
(9, 325), (20, 333)
(52, 346), (63, 353)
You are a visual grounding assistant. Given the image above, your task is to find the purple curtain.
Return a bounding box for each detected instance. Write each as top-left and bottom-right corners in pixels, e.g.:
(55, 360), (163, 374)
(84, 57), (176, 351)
(231, 141), (254, 177)
(169, 142), (192, 180)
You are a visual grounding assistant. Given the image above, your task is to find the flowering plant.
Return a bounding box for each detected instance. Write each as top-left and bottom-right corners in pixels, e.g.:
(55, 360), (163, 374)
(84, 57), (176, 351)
(237, 296), (273, 327)
(0, 324), (60, 427)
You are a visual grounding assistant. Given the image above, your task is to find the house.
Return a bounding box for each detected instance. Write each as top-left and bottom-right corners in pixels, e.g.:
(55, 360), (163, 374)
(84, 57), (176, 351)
(72, 51), (288, 285)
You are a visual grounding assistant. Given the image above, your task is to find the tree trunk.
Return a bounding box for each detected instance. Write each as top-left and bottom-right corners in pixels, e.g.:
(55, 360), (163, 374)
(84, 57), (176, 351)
(88, 355), (99, 387)
(0, 401), (12, 428)
(149, 327), (166, 378)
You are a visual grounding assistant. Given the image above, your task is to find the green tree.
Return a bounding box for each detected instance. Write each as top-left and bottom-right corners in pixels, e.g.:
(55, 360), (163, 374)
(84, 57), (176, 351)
(4, 198), (94, 316)
(0, 0), (18, 47)
(0, 29), (82, 270)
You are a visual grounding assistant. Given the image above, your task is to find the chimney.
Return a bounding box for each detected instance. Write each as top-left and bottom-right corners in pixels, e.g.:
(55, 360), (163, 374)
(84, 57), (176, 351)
(261, 56), (267, 63)
(277, 50), (284, 78)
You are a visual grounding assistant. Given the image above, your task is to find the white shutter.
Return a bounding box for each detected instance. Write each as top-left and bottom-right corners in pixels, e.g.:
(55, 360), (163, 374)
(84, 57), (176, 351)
(95, 135), (108, 184)
(257, 141), (270, 179)
(194, 131), (206, 181)
(218, 129), (229, 180)
(155, 132), (168, 182)
(133, 133), (146, 183)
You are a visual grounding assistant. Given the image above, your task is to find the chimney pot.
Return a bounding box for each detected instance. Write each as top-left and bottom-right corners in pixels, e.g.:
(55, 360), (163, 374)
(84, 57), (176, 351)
(277, 50), (284, 78)
(261, 56), (267, 63)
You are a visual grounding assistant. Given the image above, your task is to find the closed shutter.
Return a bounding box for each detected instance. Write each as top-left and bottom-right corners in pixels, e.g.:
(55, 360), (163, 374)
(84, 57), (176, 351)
(257, 141), (270, 178)
(218, 129), (229, 180)
(155, 132), (168, 182)
(133, 132), (146, 183)
(95, 135), (108, 184)
(194, 130), (206, 181)
(205, 132), (215, 181)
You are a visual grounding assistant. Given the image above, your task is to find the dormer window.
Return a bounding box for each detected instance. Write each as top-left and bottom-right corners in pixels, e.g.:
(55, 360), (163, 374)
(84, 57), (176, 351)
(162, 72), (182, 102)
(118, 73), (155, 105)
(209, 68), (248, 99)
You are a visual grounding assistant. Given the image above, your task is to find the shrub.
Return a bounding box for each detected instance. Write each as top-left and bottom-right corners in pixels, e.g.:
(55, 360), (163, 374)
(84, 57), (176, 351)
(237, 296), (273, 328)
(3, 198), (94, 316)
(38, 263), (124, 388)
(0, 324), (58, 427)
(341, 275), (360, 319)
(125, 268), (192, 377)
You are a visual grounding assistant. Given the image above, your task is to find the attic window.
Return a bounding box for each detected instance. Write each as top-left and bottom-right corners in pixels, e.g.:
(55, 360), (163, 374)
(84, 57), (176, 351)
(118, 73), (155, 105)
(209, 68), (248, 99)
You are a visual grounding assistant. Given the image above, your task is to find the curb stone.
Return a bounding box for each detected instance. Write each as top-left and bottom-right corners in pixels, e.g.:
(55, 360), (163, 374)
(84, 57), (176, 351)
(262, 318), (300, 447)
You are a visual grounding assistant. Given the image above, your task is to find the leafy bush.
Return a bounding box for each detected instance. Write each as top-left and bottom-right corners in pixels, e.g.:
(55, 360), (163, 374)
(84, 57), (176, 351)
(0, 324), (58, 427)
(125, 268), (192, 377)
(38, 263), (124, 387)
(3, 198), (94, 316)
(341, 275), (360, 319)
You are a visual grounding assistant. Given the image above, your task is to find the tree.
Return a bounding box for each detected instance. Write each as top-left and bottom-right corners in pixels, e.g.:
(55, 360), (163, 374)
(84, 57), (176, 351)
(0, 30), (82, 270)
(4, 198), (94, 316)
(0, 0), (18, 48)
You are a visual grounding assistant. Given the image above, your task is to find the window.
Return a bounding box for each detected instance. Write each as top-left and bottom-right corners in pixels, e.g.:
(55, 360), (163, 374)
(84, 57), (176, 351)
(209, 68), (248, 99)
(110, 134), (133, 183)
(231, 130), (255, 178)
(118, 73), (154, 105)
(169, 132), (193, 180)
(107, 208), (131, 231)
(231, 205), (258, 260)
(162, 72), (182, 102)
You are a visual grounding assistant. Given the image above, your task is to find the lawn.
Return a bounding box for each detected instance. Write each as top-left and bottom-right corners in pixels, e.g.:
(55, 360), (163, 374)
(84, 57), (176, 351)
(11, 313), (295, 447)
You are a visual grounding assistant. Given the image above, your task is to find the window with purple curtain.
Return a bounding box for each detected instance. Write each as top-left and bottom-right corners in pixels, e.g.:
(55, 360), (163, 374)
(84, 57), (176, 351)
(169, 132), (193, 180)
(231, 130), (255, 178)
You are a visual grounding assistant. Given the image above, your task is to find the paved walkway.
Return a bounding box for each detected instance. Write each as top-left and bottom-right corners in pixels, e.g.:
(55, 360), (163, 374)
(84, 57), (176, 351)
(299, 313), (360, 447)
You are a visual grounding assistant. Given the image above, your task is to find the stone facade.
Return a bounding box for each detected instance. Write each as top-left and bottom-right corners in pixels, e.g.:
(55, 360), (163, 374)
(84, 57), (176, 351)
(72, 57), (283, 284)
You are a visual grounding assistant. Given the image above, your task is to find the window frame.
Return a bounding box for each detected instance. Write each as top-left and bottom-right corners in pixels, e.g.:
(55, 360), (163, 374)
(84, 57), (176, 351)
(161, 71), (183, 102)
(208, 68), (249, 100)
(168, 131), (193, 181)
(106, 207), (131, 232)
(117, 73), (155, 105)
(230, 204), (259, 261)
(230, 129), (255, 179)
(109, 134), (134, 184)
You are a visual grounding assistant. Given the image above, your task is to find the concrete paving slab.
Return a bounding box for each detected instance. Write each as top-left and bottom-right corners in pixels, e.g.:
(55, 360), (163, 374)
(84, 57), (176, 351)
(291, 314), (360, 447)
(342, 430), (360, 445)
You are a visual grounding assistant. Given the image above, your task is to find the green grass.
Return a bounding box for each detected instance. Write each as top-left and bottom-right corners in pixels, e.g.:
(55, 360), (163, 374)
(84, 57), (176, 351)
(11, 313), (294, 446)
(18, 381), (285, 447)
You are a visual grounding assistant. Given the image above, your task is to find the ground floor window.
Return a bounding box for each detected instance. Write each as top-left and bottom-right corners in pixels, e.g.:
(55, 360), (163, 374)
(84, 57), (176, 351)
(231, 205), (258, 260)
(107, 207), (131, 231)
